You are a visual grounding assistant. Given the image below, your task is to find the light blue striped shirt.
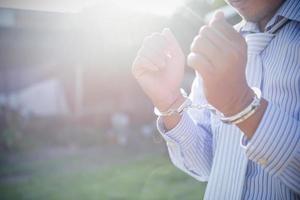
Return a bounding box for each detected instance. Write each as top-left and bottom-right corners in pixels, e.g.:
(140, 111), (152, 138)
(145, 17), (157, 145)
(157, 0), (300, 199)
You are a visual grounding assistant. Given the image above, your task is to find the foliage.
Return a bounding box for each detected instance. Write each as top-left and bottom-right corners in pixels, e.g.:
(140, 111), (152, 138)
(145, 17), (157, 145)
(0, 106), (24, 151)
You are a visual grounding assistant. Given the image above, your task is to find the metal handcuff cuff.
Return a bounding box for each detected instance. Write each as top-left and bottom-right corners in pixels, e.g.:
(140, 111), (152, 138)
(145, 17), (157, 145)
(154, 87), (262, 125)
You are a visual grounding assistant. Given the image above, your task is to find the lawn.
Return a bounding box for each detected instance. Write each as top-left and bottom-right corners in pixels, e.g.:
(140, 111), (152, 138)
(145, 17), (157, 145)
(0, 152), (206, 200)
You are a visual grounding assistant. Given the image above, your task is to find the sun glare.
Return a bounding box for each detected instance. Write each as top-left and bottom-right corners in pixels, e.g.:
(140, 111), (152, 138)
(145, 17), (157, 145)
(112, 0), (185, 16)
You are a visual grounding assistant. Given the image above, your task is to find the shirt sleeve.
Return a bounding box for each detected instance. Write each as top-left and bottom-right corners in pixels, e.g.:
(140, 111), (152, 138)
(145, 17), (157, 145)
(156, 75), (214, 182)
(241, 102), (300, 194)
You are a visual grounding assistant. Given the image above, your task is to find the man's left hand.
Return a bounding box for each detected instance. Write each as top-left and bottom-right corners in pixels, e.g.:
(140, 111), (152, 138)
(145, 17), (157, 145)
(188, 11), (253, 116)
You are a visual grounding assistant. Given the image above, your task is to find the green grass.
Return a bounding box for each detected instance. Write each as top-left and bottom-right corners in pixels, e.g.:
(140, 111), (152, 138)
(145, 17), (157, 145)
(0, 155), (206, 200)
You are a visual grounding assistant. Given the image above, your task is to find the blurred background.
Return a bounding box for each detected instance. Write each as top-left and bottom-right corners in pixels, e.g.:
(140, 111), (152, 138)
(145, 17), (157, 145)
(0, 0), (241, 199)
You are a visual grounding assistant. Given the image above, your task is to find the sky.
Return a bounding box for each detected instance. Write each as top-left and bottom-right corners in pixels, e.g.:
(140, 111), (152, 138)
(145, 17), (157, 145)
(112, 0), (186, 16)
(0, 0), (186, 15)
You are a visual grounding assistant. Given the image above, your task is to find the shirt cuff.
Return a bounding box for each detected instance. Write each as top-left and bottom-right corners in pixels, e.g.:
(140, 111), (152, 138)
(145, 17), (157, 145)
(156, 111), (198, 150)
(241, 102), (300, 175)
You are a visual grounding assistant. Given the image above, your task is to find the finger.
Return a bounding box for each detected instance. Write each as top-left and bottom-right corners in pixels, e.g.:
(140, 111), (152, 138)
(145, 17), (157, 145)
(199, 25), (230, 49)
(187, 52), (214, 79)
(162, 28), (181, 55)
(142, 34), (168, 68)
(143, 33), (167, 53)
(190, 35), (218, 63)
(210, 17), (240, 41)
(205, 11), (233, 47)
(210, 11), (224, 24)
(138, 46), (166, 68)
(162, 28), (177, 48)
(132, 56), (159, 78)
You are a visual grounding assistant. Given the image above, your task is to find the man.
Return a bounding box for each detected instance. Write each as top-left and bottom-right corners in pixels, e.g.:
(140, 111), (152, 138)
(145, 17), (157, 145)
(132, 0), (300, 199)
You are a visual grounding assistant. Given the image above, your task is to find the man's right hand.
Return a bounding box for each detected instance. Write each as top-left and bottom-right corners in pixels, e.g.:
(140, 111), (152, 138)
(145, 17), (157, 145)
(132, 28), (185, 112)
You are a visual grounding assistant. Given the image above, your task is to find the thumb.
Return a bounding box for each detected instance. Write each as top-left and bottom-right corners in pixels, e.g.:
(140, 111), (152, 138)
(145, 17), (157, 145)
(209, 11), (225, 25)
(162, 28), (181, 53)
(162, 28), (176, 44)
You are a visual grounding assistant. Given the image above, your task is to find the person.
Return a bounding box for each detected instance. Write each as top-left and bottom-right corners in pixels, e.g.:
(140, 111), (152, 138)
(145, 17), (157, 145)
(132, 0), (300, 199)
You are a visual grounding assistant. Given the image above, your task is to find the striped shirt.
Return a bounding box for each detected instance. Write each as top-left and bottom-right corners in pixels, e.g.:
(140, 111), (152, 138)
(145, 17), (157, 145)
(157, 0), (300, 199)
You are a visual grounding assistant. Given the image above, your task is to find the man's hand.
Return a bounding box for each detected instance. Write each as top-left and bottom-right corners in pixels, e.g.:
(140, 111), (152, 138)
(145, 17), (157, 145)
(188, 11), (253, 116)
(132, 28), (185, 112)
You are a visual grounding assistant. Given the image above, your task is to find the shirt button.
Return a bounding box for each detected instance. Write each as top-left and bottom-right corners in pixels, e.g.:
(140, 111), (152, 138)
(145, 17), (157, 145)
(258, 158), (268, 166)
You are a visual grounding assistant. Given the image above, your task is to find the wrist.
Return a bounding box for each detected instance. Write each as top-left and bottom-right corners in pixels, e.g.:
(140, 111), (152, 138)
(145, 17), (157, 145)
(154, 90), (184, 112)
(237, 98), (268, 139)
(154, 91), (186, 131)
(222, 86), (253, 117)
(160, 94), (186, 131)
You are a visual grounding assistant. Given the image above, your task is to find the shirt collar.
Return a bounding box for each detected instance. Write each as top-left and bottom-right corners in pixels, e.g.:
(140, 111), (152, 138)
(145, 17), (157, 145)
(240, 0), (300, 33)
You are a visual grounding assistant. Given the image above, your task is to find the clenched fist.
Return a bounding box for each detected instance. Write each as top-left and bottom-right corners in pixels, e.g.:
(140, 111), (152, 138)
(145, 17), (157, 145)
(188, 11), (253, 116)
(132, 28), (185, 111)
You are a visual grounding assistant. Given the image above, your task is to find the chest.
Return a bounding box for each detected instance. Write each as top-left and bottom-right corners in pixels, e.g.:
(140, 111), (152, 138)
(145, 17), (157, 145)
(247, 22), (300, 117)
